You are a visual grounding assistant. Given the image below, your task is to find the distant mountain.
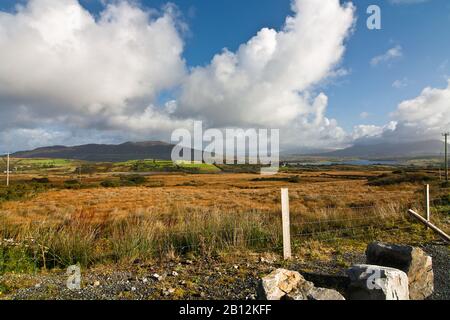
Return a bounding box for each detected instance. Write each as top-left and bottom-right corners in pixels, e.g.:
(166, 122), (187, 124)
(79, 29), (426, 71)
(12, 141), (177, 162)
(316, 140), (448, 159)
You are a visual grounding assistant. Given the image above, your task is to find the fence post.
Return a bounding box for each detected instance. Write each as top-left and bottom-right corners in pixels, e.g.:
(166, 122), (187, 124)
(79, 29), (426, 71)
(425, 184), (430, 229)
(281, 188), (292, 260)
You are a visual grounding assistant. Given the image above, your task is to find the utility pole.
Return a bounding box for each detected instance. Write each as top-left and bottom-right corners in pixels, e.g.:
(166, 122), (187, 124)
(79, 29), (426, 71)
(443, 132), (449, 182)
(6, 153), (10, 187)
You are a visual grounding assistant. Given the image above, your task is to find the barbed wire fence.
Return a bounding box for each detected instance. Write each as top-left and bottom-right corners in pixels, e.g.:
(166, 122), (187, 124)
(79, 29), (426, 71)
(1, 184), (448, 268)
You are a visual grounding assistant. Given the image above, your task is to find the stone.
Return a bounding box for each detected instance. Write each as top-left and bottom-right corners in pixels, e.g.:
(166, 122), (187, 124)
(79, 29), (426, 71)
(307, 287), (346, 300)
(365, 242), (434, 300)
(258, 269), (303, 300)
(347, 264), (409, 300)
(93, 281), (101, 287)
(152, 273), (163, 281)
(283, 277), (315, 300)
(259, 268), (345, 300)
(259, 253), (277, 264)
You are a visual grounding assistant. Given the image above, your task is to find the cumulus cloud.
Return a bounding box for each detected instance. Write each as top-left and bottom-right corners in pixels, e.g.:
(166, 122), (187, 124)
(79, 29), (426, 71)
(176, 0), (355, 148)
(370, 45), (403, 66)
(351, 122), (397, 142)
(0, 0), (357, 152)
(389, 80), (450, 139)
(0, 0), (191, 150)
(352, 81), (450, 144)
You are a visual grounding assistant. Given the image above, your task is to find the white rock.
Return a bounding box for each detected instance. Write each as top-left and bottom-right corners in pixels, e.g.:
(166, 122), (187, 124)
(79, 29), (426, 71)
(347, 264), (409, 300)
(258, 269), (304, 300)
(366, 242), (434, 300)
(259, 268), (345, 300)
(152, 273), (163, 281)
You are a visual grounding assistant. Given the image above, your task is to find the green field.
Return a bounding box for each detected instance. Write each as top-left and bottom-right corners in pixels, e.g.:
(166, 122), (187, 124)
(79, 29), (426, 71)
(114, 159), (221, 173)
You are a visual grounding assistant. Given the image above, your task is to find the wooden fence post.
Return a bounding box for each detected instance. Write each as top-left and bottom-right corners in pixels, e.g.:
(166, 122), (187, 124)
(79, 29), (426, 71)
(408, 209), (450, 242)
(281, 188), (292, 260)
(425, 184), (430, 229)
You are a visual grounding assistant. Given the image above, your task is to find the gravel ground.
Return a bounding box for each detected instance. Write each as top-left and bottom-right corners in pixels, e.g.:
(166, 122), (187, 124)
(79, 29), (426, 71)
(422, 243), (450, 300)
(0, 243), (448, 300)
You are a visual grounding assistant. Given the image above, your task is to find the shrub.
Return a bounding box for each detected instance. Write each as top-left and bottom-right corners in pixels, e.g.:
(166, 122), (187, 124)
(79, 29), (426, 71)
(31, 177), (50, 184)
(0, 246), (37, 274)
(251, 175), (300, 183)
(0, 183), (49, 202)
(100, 179), (121, 188)
(120, 175), (146, 186)
(64, 179), (79, 185)
(368, 172), (435, 186)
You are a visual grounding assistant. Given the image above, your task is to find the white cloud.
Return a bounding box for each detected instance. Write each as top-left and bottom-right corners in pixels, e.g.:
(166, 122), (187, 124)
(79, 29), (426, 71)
(353, 81), (450, 143)
(392, 78), (408, 88)
(351, 122), (397, 142)
(0, 0), (357, 152)
(389, 80), (450, 139)
(0, 0), (189, 150)
(360, 112), (370, 119)
(370, 45), (403, 66)
(176, 0), (355, 148)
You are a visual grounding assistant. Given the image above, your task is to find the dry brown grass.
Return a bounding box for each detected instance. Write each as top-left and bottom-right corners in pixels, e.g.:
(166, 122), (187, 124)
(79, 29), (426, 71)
(0, 170), (442, 271)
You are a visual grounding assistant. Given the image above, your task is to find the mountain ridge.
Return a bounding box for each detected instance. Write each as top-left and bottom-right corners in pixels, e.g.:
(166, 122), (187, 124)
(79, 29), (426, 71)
(310, 140), (448, 158)
(12, 141), (176, 162)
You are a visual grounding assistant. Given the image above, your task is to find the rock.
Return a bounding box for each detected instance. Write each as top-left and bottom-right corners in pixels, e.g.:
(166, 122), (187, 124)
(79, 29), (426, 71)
(283, 277), (315, 300)
(307, 287), (345, 300)
(365, 242), (434, 300)
(259, 268), (345, 300)
(258, 269), (304, 300)
(162, 288), (175, 296)
(152, 273), (163, 281)
(93, 281), (101, 287)
(284, 283), (345, 301)
(259, 253), (277, 264)
(347, 264), (409, 300)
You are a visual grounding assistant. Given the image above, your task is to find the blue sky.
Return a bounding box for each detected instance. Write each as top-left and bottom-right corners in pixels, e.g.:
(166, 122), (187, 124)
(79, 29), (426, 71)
(0, 0), (449, 152)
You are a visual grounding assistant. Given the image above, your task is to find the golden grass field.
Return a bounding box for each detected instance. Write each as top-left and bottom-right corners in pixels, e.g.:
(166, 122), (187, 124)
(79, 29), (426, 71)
(0, 170), (420, 218)
(0, 166), (448, 271)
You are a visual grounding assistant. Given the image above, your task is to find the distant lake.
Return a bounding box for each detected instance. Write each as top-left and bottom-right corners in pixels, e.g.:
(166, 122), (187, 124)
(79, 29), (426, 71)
(289, 159), (400, 166)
